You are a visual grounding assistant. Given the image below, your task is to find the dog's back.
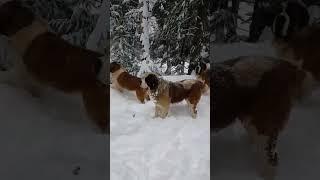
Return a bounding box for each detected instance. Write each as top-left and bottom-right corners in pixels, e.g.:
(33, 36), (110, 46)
(169, 79), (205, 104)
(22, 32), (104, 93)
(117, 72), (143, 91)
(169, 82), (188, 103)
(212, 56), (309, 133)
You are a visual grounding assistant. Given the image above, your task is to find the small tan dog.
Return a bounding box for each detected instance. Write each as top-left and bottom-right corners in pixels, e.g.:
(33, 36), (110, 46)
(141, 73), (206, 119)
(0, 1), (108, 133)
(110, 62), (149, 103)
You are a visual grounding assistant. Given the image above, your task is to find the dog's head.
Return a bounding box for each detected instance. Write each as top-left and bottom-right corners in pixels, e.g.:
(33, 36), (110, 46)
(0, 0), (35, 36)
(195, 60), (209, 75)
(110, 62), (122, 73)
(272, 1), (310, 41)
(141, 73), (159, 91)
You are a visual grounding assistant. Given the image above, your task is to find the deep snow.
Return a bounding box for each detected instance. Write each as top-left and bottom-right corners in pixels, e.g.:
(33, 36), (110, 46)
(212, 40), (320, 180)
(0, 84), (108, 180)
(110, 75), (210, 180)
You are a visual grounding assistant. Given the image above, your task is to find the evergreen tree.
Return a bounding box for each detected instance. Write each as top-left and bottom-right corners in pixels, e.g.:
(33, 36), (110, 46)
(111, 0), (142, 75)
(152, 0), (209, 75)
(24, 0), (101, 48)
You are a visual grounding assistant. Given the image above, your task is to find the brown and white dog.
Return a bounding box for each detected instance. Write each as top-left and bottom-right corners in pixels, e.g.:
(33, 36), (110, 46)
(0, 0), (108, 133)
(141, 73), (206, 119)
(110, 62), (149, 103)
(213, 56), (312, 180)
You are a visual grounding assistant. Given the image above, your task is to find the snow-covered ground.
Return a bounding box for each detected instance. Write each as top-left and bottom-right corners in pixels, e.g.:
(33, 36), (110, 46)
(110, 75), (210, 180)
(212, 41), (320, 179)
(0, 84), (108, 180)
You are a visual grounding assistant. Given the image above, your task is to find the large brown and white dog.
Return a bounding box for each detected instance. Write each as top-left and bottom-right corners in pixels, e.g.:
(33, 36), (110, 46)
(213, 56), (312, 180)
(141, 73), (206, 119)
(0, 0), (108, 133)
(110, 62), (149, 103)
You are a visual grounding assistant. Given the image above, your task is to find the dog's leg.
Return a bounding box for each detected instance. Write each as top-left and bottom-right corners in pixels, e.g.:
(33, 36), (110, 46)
(144, 89), (150, 101)
(154, 103), (161, 118)
(257, 134), (278, 180)
(136, 88), (146, 103)
(248, 125), (278, 180)
(154, 97), (169, 119)
(159, 98), (170, 118)
(186, 99), (197, 119)
(82, 86), (109, 134)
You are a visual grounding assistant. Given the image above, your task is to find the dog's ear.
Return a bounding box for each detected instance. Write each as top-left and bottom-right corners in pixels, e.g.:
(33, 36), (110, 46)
(110, 62), (120, 73)
(145, 74), (159, 91)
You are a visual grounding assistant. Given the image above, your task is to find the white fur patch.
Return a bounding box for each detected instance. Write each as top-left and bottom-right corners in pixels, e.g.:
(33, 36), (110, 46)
(140, 78), (148, 89)
(231, 57), (276, 87)
(110, 68), (125, 91)
(206, 63), (210, 70)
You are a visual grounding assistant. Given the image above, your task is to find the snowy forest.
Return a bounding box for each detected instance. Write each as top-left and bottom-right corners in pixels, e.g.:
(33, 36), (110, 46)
(110, 0), (210, 75)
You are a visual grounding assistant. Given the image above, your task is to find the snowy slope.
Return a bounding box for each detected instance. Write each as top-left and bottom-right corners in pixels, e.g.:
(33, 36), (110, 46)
(0, 84), (108, 180)
(212, 42), (320, 180)
(110, 75), (210, 180)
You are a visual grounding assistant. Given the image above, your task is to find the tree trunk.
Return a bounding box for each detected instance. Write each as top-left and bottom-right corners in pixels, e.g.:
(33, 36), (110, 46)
(165, 60), (172, 75)
(138, 0), (153, 77)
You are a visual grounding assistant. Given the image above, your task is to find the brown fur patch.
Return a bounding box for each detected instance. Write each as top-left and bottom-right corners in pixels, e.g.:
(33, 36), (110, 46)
(23, 32), (104, 93)
(110, 62), (149, 103)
